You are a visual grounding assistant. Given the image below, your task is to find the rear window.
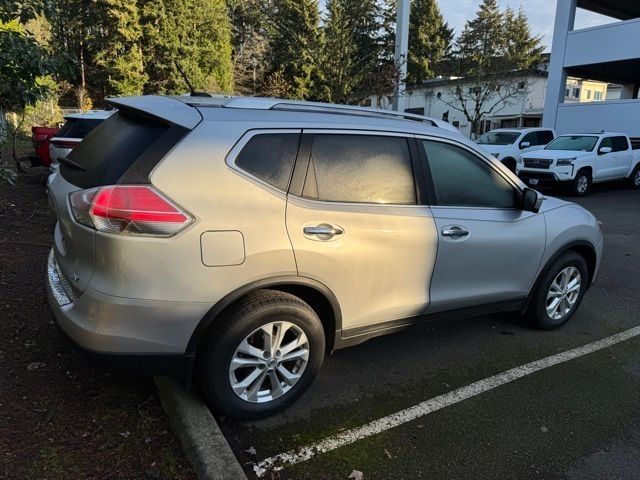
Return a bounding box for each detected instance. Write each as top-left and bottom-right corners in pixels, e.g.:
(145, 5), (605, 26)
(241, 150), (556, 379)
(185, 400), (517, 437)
(61, 110), (187, 189)
(56, 118), (104, 139)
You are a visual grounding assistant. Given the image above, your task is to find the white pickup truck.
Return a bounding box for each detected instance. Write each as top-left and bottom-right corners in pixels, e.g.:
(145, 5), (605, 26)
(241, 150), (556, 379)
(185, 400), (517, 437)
(517, 132), (640, 196)
(476, 127), (556, 173)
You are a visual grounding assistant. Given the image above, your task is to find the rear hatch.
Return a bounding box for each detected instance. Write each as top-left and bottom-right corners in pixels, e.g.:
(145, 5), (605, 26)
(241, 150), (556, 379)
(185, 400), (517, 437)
(48, 96), (201, 296)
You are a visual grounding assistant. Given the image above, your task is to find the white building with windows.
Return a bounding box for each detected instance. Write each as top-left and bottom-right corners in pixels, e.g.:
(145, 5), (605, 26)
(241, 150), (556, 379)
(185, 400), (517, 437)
(369, 56), (609, 139)
(543, 0), (640, 138)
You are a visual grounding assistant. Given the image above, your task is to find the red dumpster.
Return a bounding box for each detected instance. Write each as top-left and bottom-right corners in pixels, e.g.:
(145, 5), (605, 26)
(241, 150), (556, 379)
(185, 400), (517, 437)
(32, 126), (59, 167)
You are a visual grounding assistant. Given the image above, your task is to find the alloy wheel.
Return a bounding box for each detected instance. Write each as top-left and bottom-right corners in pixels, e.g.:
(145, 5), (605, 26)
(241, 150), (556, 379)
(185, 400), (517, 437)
(546, 267), (582, 320)
(229, 321), (309, 403)
(577, 175), (589, 194)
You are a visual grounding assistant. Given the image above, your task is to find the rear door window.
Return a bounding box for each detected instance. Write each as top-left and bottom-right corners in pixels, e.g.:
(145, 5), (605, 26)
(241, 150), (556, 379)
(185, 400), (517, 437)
(538, 130), (555, 146)
(612, 136), (630, 152)
(235, 133), (300, 191)
(56, 118), (104, 139)
(61, 110), (186, 188)
(302, 134), (416, 204)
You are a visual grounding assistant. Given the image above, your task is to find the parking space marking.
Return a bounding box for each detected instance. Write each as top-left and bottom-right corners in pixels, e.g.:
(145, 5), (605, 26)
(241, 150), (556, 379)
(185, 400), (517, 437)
(253, 325), (640, 477)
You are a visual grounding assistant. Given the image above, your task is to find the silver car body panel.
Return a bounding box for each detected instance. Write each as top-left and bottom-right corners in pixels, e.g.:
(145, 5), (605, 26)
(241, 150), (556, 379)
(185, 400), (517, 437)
(46, 95), (604, 361)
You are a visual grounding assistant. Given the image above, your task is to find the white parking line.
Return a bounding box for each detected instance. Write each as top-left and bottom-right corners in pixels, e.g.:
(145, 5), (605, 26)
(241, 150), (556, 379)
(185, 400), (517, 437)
(254, 325), (640, 477)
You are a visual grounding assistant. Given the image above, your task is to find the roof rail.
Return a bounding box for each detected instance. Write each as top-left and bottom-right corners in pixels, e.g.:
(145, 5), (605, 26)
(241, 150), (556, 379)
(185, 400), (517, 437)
(222, 97), (439, 126)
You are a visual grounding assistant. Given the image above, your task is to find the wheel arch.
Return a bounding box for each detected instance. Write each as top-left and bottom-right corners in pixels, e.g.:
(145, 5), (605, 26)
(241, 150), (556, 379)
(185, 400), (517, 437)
(576, 165), (593, 177)
(186, 276), (342, 357)
(523, 240), (597, 313)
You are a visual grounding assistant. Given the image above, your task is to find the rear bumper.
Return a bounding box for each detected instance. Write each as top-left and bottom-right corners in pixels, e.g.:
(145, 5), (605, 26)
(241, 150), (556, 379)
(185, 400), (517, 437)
(46, 249), (209, 379)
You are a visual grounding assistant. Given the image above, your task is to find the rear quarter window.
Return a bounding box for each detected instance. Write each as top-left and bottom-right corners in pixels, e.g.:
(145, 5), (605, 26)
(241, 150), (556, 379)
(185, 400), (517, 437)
(234, 133), (300, 191)
(61, 110), (187, 188)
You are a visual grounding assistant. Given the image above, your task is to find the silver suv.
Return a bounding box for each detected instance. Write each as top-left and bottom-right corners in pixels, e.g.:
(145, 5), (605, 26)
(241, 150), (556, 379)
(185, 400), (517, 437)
(47, 96), (603, 419)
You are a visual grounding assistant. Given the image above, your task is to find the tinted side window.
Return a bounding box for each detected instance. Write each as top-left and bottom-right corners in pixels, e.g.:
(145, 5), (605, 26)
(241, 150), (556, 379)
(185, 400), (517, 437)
(235, 133), (300, 191)
(303, 135), (416, 204)
(521, 132), (537, 146)
(423, 140), (516, 208)
(538, 130), (555, 145)
(612, 136), (629, 152)
(600, 137), (614, 151)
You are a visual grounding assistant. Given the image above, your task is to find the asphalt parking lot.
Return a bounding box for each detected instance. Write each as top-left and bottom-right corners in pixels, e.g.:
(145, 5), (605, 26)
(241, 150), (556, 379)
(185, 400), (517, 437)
(218, 182), (640, 479)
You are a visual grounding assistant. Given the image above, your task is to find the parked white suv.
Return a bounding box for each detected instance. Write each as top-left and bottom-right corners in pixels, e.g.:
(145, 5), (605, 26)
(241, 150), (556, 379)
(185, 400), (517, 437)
(476, 128), (556, 173)
(49, 110), (113, 171)
(517, 133), (640, 196)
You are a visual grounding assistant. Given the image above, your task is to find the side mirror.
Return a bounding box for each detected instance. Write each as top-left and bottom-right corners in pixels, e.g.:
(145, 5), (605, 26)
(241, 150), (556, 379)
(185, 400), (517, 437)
(520, 141), (531, 149)
(522, 188), (543, 213)
(599, 146), (612, 155)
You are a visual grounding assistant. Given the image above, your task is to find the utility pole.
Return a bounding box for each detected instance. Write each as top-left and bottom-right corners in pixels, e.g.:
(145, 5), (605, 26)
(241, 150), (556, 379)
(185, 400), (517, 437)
(392, 0), (410, 112)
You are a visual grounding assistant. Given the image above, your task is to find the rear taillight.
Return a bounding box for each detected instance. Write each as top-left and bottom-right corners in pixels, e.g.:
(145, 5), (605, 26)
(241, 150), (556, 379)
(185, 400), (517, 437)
(69, 185), (192, 236)
(51, 140), (80, 149)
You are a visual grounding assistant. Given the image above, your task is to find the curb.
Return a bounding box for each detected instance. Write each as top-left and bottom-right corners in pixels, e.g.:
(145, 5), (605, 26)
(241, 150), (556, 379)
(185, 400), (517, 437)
(155, 377), (248, 480)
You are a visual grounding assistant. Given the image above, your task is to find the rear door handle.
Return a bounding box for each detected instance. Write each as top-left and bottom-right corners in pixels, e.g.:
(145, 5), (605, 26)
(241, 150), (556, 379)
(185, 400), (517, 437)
(442, 226), (469, 239)
(303, 225), (344, 237)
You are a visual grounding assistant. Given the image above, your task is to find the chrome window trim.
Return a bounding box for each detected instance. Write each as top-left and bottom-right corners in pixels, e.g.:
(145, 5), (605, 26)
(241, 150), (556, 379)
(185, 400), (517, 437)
(286, 193), (430, 214)
(225, 128), (302, 198)
(300, 128), (413, 137)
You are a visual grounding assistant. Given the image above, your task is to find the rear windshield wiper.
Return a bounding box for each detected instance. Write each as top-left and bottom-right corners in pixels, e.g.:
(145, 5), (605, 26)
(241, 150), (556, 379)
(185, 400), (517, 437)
(58, 156), (87, 171)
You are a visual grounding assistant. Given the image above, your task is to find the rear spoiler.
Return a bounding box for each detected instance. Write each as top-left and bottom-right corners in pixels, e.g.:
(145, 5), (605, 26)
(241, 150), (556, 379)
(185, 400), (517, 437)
(106, 95), (202, 129)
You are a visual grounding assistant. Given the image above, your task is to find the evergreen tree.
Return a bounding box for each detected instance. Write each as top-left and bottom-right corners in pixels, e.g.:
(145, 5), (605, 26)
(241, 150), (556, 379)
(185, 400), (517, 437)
(317, 0), (358, 103)
(504, 6), (544, 71)
(379, 0), (396, 63)
(268, 0), (321, 99)
(455, 0), (505, 76)
(407, 0), (452, 84)
(94, 0), (146, 96)
(228, 0), (270, 94)
(139, 0), (233, 94)
(443, 0), (535, 137)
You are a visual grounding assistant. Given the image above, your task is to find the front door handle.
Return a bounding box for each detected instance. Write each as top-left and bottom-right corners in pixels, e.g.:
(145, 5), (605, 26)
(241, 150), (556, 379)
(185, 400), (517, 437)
(303, 225), (344, 237)
(442, 226), (469, 239)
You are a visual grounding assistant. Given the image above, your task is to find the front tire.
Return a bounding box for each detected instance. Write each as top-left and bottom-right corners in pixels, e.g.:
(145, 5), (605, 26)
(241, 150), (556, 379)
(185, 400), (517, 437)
(569, 169), (591, 196)
(525, 252), (588, 330)
(197, 290), (325, 419)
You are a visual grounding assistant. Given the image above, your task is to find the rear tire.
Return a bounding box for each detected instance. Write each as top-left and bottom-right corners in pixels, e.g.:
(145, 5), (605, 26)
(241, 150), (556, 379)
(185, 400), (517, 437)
(525, 252), (588, 330)
(197, 290), (325, 420)
(568, 169), (591, 196)
(501, 158), (517, 173)
(627, 165), (640, 189)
